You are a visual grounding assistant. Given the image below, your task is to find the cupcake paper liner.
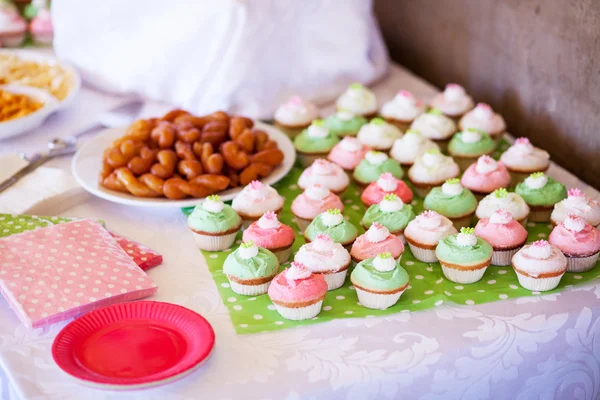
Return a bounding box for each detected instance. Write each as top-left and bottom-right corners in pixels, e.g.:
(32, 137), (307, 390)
(293, 217), (312, 234)
(454, 156), (478, 172)
(492, 247), (522, 266)
(274, 300), (323, 321)
(440, 263), (488, 284)
(408, 243), (438, 263)
(355, 288), (405, 310)
(228, 280), (272, 296)
(566, 253), (600, 273)
(412, 185), (434, 198)
(528, 208), (553, 223)
(323, 270), (348, 291)
(192, 231), (238, 251)
(273, 247), (293, 264)
(396, 232), (406, 245)
(514, 271), (564, 292)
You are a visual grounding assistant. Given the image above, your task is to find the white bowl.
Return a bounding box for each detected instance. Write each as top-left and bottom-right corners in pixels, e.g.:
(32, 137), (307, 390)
(0, 84), (59, 140)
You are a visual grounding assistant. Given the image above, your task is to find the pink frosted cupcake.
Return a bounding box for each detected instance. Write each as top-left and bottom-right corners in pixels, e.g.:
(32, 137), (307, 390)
(474, 209), (528, 266)
(350, 222), (404, 263)
(0, 7), (26, 47)
(460, 155), (510, 199)
(291, 184), (344, 232)
(549, 214), (600, 273)
(551, 188), (600, 228)
(232, 180), (285, 227)
(327, 136), (370, 174)
(430, 83), (474, 120)
(268, 262), (328, 320)
(29, 8), (54, 45)
(360, 172), (413, 208)
(404, 211), (457, 262)
(297, 159), (350, 194)
(294, 234), (351, 290)
(511, 240), (567, 291)
(242, 211), (296, 263)
(458, 103), (506, 141)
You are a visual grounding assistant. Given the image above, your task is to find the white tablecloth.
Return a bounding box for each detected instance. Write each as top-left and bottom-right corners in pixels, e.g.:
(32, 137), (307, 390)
(1, 63), (600, 400)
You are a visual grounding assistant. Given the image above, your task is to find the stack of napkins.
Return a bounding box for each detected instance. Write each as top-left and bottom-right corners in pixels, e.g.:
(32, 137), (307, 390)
(0, 219), (158, 328)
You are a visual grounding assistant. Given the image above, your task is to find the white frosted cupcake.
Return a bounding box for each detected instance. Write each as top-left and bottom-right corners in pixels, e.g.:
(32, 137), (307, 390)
(380, 90), (426, 130)
(232, 181), (285, 227)
(336, 83), (377, 118)
(430, 83), (474, 119)
(298, 159), (350, 194)
(551, 188), (600, 228)
(500, 137), (550, 186)
(274, 95), (320, 137)
(458, 103), (506, 141)
(390, 129), (440, 170)
(357, 117), (403, 151)
(409, 109), (457, 152)
(476, 188), (530, 226)
(223, 241), (279, 295)
(187, 195), (243, 251)
(404, 211), (457, 262)
(511, 240), (567, 291)
(408, 149), (460, 197)
(295, 233), (351, 291)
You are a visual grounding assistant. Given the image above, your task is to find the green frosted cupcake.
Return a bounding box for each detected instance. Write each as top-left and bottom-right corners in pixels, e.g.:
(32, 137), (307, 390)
(448, 129), (497, 171)
(223, 240), (279, 295)
(361, 193), (415, 239)
(304, 208), (358, 247)
(351, 252), (410, 310)
(436, 227), (493, 284)
(324, 110), (367, 137)
(188, 195), (242, 251)
(353, 150), (404, 186)
(515, 172), (567, 222)
(294, 119), (340, 167)
(424, 178), (477, 230)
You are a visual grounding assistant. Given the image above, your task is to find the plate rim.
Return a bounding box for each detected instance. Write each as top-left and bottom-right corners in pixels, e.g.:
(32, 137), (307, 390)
(71, 120), (296, 208)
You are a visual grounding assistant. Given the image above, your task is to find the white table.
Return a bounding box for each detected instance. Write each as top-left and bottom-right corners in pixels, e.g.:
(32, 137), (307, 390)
(1, 63), (600, 400)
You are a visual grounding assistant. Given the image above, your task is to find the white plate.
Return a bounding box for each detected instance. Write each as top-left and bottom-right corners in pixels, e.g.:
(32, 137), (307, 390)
(72, 121), (296, 208)
(0, 84), (60, 140)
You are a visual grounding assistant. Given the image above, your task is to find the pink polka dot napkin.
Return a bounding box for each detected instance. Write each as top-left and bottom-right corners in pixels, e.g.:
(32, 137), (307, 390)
(0, 219), (158, 328)
(110, 232), (163, 271)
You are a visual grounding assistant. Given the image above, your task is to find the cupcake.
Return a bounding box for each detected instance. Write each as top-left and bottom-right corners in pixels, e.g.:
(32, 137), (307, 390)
(29, 8), (53, 45)
(409, 109), (457, 152)
(361, 193), (415, 242)
(293, 119), (340, 167)
(223, 241), (279, 295)
(458, 103), (506, 141)
(350, 222), (404, 263)
(476, 188), (530, 226)
(242, 211), (296, 263)
(294, 233), (351, 290)
(274, 95), (319, 138)
(424, 179), (478, 230)
(327, 136), (370, 175)
(511, 240), (567, 291)
(268, 262), (328, 320)
(436, 227), (493, 284)
(549, 214), (600, 273)
(380, 90), (426, 131)
(474, 209), (528, 266)
(232, 180), (285, 227)
(297, 159), (350, 194)
(448, 128), (497, 171)
(0, 7), (26, 47)
(515, 172), (567, 222)
(304, 208), (358, 248)
(187, 195), (243, 251)
(390, 129), (440, 171)
(404, 210), (457, 262)
(351, 253), (409, 310)
(335, 82), (377, 118)
(430, 83), (474, 120)
(323, 110), (367, 137)
(356, 118), (403, 151)
(500, 137), (550, 186)
(360, 172), (413, 208)
(460, 155), (511, 199)
(408, 149), (460, 197)
(291, 184), (344, 233)
(551, 188), (600, 228)
(353, 151), (404, 187)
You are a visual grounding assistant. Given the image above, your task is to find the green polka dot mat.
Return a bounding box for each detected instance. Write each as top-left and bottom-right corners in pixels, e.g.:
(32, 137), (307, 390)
(182, 140), (600, 334)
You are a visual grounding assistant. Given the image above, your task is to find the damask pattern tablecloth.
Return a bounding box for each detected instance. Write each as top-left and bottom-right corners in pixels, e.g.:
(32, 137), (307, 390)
(1, 63), (599, 400)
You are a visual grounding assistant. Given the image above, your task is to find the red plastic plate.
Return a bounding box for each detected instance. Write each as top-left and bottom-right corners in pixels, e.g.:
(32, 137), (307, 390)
(52, 301), (215, 390)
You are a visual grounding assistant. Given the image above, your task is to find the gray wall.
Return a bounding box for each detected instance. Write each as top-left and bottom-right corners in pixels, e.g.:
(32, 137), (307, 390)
(374, 0), (600, 189)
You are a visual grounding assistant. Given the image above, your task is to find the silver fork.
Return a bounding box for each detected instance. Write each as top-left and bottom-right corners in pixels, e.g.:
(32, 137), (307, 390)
(0, 98), (144, 194)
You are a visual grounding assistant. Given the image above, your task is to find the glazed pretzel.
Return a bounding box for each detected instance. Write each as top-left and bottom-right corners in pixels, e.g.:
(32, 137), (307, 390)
(128, 147), (157, 175)
(178, 160), (204, 179)
(150, 122), (177, 149)
(239, 163), (273, 186)
(110, 168), (164, 197)
(221, 141), (249, 170)
(194, 142), (224, 174)
(151, 150), (178, 179)
(162, 174), (230, 200)
(104, 139), (143, 168)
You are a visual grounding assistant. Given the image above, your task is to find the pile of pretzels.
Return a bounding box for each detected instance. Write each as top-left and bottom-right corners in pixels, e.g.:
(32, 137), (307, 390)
(100, 109), (284, 199)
